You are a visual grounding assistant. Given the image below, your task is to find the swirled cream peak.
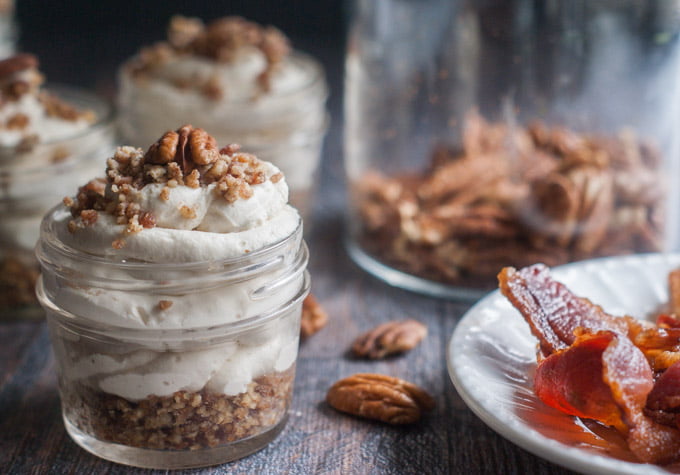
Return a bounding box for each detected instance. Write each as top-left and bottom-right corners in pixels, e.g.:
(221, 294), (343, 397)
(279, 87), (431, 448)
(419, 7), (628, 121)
(63, 125), (294, 260)
(0, 53), (94, 148)
(127, 15), (295, 102)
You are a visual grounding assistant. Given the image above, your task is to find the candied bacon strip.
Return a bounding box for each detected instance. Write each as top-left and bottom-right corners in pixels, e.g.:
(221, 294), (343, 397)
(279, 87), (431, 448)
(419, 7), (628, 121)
(626, 412), (680, 464)
(534, 329), (680, 463)
(498, 264), (629, 357)
(632, 327), (680, 372)
(535, 331), (650, 433)
(657, 313), (680, 329)
(500, 264), (680, 463)
(647, 361), (680, 413)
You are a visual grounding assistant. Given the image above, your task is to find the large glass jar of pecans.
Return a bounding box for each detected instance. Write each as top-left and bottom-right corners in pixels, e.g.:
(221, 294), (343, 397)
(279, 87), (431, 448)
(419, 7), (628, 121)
(345, 0), (680, 300)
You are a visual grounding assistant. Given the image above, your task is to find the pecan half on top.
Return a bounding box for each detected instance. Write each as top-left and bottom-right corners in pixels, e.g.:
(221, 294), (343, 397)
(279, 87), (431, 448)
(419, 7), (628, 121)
(352, 319), (427, 359)
(300, 294), (328, 339)
(326, 373), (435, 425)
(145, 124), (220, 175)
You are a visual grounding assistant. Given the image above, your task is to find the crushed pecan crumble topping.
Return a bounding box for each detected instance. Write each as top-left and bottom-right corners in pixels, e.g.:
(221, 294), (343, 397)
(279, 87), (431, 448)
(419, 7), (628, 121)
(40, 92), (95, 122)
(358, 111), (664, 288)
(6, 112), (28, 129)
(128, 15), (290, 97)
(0, 54), (94, 122)
(64, 125), (278, 241)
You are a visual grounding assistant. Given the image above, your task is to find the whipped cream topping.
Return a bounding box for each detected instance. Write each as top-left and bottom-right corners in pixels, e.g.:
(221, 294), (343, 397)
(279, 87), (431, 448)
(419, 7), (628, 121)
(0, 91), (91, 148)
(42, 126), (305, 399)
(63, 126), (298, 261)
(59, 321), (299, 399)
(142, 47), (309, 103)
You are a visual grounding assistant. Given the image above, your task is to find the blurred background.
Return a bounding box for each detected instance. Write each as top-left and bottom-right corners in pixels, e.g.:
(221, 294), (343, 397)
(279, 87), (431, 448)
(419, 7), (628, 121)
(15, 0), (347, 96)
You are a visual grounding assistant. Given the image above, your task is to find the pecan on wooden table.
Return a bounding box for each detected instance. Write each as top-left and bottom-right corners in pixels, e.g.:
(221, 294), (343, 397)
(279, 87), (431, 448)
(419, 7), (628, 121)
(352, 319), (427, 359)
(326, 373), (435, 425)
(300, 294), (328, 339)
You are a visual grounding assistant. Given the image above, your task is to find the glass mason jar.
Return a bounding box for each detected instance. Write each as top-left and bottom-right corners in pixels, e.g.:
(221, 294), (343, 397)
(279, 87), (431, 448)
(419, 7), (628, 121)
(35, 206), (310, 469)
(345, 0), (680, 300)
(118, 52), (329, 222)
(0, 86), (114, 318)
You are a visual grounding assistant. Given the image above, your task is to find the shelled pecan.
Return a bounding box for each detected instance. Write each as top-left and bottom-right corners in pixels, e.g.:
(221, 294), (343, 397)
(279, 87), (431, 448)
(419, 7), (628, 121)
(326, 373), (435, 425)
(351, 319), (427, 359)
(300, 294), (328, 339)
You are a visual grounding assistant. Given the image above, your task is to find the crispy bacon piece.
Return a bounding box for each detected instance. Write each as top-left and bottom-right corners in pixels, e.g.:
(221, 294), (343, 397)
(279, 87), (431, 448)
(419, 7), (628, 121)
(501, 264), (680, 463)
(534, 330), (680, 463)
(647, 361), (680, 414)
(498, 264), (629, 356)
(657, 313), (680, 329)
(534, 331), (634, 432)
(669, 269), (680, 316)
(632, 327), (680, 372)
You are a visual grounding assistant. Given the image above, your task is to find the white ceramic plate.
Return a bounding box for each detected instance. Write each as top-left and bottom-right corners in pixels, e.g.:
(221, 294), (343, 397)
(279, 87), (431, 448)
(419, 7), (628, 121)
(448, 253), (680, 475)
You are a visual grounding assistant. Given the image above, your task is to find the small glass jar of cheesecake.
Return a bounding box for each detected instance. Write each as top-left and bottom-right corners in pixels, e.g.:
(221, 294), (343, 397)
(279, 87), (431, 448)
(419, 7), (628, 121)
(118, 16), (328, 220)
(36, 125), (309, 469)
(0, 53), (114, 317)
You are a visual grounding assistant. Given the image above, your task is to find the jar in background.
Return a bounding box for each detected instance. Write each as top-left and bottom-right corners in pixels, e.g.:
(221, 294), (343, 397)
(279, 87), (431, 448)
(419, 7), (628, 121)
(0, 0), (17, 58)
(36, 206), (309, 469)
(0, 86), (114, 317)
(345, 0), (680, 300)
(117, 16), (329, 222)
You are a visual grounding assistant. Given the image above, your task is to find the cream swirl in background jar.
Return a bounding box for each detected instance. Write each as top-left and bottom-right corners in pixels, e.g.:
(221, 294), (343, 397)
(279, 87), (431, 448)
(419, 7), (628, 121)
(36, 125), (309, 469)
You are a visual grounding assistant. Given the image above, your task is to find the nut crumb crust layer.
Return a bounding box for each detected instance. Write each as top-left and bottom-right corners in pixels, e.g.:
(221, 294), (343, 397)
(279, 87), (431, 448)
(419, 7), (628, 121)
(62, 367), (295, 451)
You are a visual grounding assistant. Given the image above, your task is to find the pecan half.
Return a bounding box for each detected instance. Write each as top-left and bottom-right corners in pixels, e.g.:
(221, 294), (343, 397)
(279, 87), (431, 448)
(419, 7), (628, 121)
(352, 319), (427, 359)
(326, 373), (435, 424)
(145, 130), (179, 164)
(167, 15), (204, 49)
(0, 54), (38, 78)
(300, 294), (328, 339)
(145, 124), (219, 174)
